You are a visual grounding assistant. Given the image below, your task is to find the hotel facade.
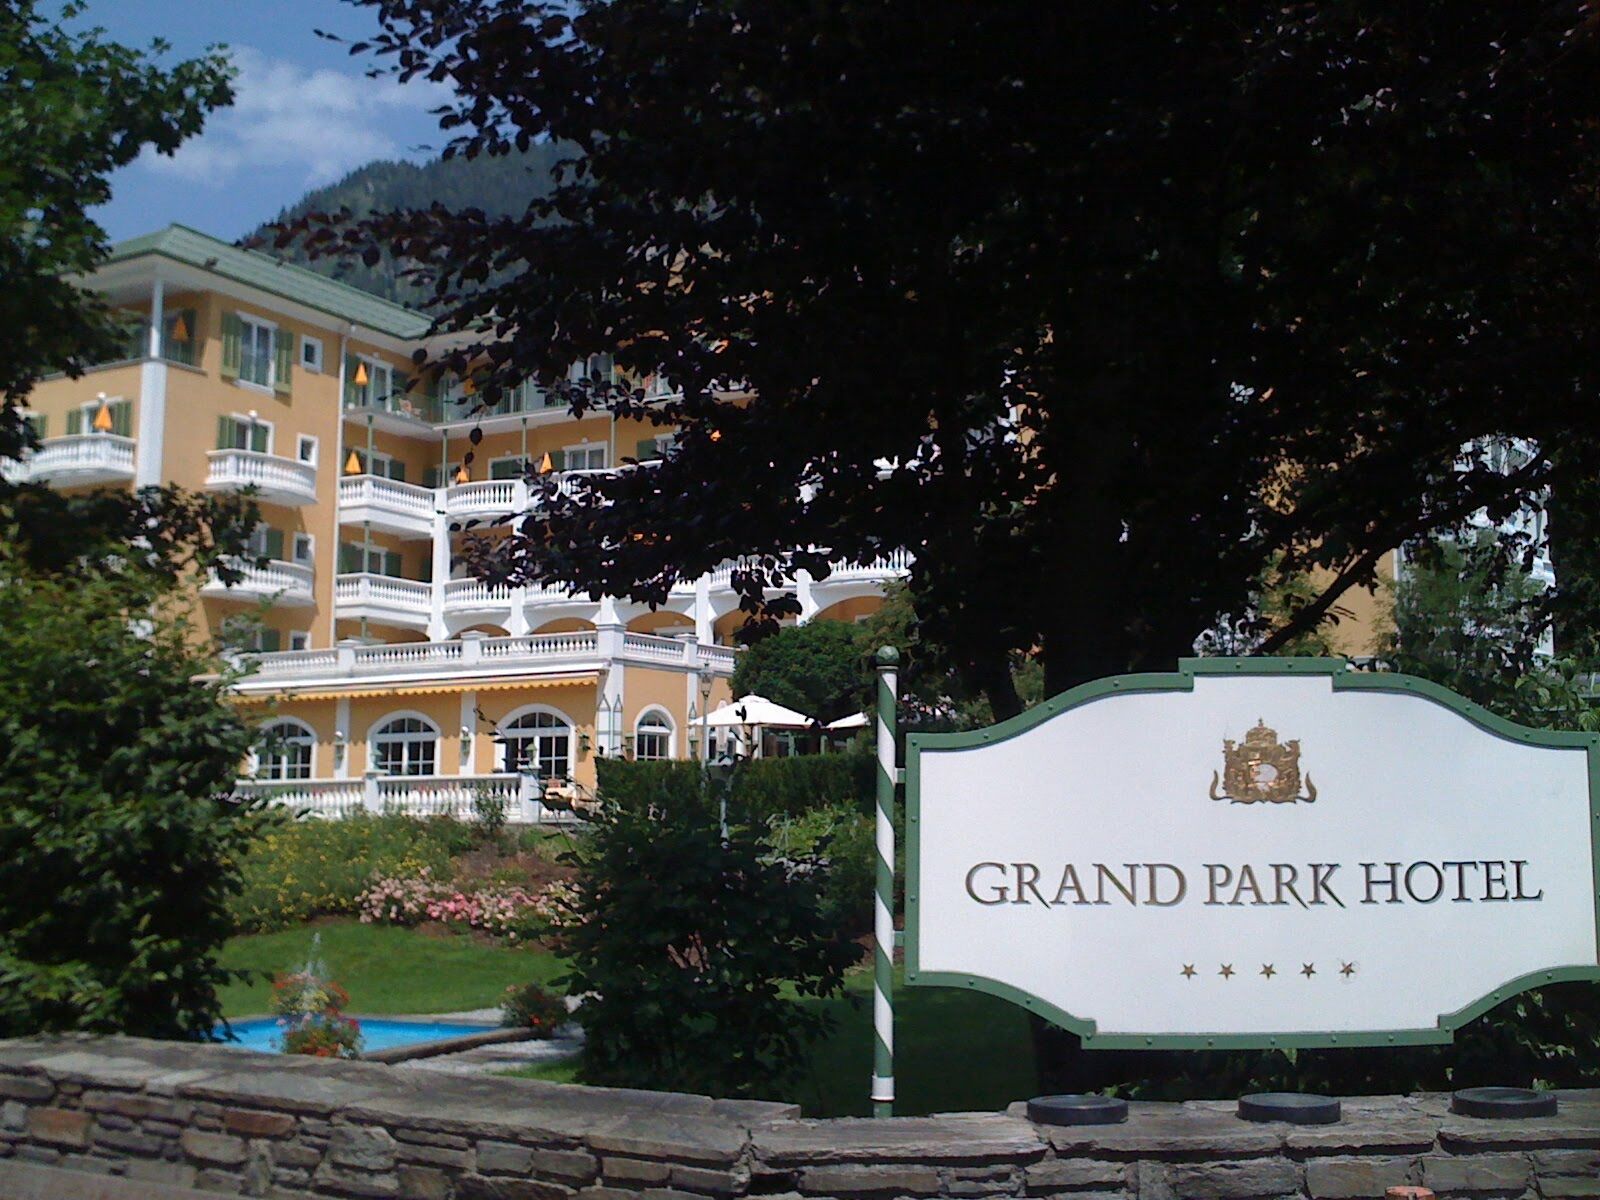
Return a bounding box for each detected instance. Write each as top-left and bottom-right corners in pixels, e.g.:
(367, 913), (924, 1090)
(10, 226), (907, 817)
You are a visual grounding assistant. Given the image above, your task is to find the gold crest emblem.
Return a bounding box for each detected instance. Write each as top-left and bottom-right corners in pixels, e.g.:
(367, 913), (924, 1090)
(1209, 719), (1316, 804)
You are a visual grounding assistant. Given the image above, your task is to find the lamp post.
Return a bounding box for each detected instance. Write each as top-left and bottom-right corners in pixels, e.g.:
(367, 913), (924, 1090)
(697, 670), (713, 765)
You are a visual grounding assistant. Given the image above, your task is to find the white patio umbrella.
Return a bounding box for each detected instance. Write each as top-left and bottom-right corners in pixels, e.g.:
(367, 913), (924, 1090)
(825, 712), (869, 731)
(703, 694), (816, 729)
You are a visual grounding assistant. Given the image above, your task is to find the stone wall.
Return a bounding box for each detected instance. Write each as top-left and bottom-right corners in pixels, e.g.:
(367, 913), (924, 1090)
(2, 1036), (1599, 1200)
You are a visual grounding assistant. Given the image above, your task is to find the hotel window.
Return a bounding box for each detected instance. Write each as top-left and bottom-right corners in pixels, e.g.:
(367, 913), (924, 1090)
(246, 525), (286, 562)
(634, 710), (674, 761)
(217, 414), (271, 454)
(338, 542), (404, 578)
(161, 308), (198, 366)
(563, 443), (607, 472)
(301, 335), (324, 373)
(350, 448), (406, 482)
(489, 456), (526, 480)
(344, 355), (396, 411)
(289, 631), (311, 651)
(292, 533), (314, 566)
(500, 709), (571, 781)
(371, 716), (438, 777)
(257, 720), (315, 781)
(66, 398), (132, 437)
(222, 312), (291, 395)
(297, 434), (318, 465)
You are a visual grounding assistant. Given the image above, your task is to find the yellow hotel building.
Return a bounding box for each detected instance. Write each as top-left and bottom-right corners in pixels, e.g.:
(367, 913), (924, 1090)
(11, 226), (906, 815)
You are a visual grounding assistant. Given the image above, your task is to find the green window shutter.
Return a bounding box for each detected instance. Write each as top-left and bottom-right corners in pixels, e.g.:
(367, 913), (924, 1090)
(636, 438), (661, 461)
(250, 423), (269, 454)
(24, 413), (45, 440)
(421, 466), (441, 489)
(216, 415), (237, 450)
(109, 400), (132, 437)
(388, 459), (406, 483)
(490, 458), (521, 480)
(259, 629), (282, 653)
(548, 449), (566, 471)
(338, 543), (363, 574)
(273, 331), (293, 396)
(221, 313), (242, 380)
(262, 528), (285, 561)
(384, 550), (404, 578)
(67, 409), (83, 436)
(343, 354), (362, 407)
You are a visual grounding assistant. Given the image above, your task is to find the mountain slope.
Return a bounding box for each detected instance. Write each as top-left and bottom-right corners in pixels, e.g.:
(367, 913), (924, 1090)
(249, 143), (568, 310)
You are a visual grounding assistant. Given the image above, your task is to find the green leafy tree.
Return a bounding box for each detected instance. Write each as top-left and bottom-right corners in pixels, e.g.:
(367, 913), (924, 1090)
(729, 620), (864, 724)
(554, 777), (857, 1097)
(295, 0), (1599, 716)
(0, 561), (260, 1039)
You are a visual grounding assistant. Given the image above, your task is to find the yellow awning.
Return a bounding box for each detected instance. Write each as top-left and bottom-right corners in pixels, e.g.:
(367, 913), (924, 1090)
(232, 673), (598, 704)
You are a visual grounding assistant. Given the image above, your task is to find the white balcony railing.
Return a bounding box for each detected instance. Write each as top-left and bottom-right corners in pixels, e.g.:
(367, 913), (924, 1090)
(441, 577), (516, 613)
(201, 558), (316, 607)
(334, 573), (433, 627)
(338, 474), (435, 538)
(205, 449), (318, 507)
(444, 479), (520, 519)
(8, 434), (135, 487)
(234, 773), (578, 824)
(237, 630), (727, 694)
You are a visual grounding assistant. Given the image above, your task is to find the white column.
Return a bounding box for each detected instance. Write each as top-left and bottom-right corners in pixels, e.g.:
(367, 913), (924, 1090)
(459, 689), (477, 775)
(596, 597), (627, 757)
(427, 509), (450, 641)
(693, 575), (713, 643)
(334, 697), (352, 780)
(134, 279), (167, 488)
(507, 589), (530, 637)
(796, 570), (819, 623)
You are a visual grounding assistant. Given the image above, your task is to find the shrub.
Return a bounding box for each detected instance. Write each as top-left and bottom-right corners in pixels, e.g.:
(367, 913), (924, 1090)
(356, 874), (574, 944)
(596, 753), (875, 824)
(0, 567), (260, 1040)
(729, 621), (870, 723)
(764, 804), (875, 937)
(268, 948), (363, 1060)
(231, 813), (467, 932)
(555, 780), (856, 1097)
(501, 983), (567, 1036)
(471, 784), (510, 845)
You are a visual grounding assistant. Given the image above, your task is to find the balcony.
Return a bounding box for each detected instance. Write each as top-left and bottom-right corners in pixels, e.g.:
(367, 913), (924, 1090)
(443, 479), (524, 521)
(334, 572), (432, 629)
(206, 449), (318, 507)
(339, 474), (436, 538)
(201, 558), (315, 607)
(233, 773), (582, 824)
(7, 434), (135, 487)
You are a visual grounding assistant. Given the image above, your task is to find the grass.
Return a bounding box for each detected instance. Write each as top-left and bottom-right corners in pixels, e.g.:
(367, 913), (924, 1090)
(222, 921), (1037, 1116)
(217, 919), (562, 1018)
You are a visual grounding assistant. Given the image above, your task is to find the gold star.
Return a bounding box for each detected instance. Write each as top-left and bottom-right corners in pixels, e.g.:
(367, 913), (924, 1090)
(1180, 964), (1196, 979)
(1260, 963), (1276, 979)
(1301, 963), (1316, 978)
(1219, 963), (1235, 979)
(1339, 961), (1356, 977)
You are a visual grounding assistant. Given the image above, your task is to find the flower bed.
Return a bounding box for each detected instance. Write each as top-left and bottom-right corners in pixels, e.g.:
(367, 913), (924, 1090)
(357, 872), (578, 944)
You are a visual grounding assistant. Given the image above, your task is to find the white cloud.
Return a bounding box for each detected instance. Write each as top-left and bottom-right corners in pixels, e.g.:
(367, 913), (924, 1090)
(138, 47), (447, 189)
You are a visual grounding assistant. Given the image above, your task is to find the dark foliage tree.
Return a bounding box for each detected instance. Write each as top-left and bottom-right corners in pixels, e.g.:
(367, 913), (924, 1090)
(729, 620), (865, 724)
(292, 1), (1600, 715)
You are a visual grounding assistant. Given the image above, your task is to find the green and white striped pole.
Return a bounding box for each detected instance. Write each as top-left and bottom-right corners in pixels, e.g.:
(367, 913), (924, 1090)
(872, 645), (899, 1118)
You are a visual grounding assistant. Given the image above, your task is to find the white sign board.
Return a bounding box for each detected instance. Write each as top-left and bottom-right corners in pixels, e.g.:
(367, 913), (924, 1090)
(904, 660), (1600, 1048)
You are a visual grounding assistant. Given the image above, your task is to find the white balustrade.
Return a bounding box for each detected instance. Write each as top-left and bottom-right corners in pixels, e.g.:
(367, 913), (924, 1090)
(204, 558), (315, 606)
(480, 631), (600, 659)
(375, 773), (520, 819)
(205, 449), (318, 506)
(442, 577), (515, 611)
(19, 434), (135, 486)
(334, 572), (433, 617)
(622, 632), (691, 663)
(234, 778), (366, 818)
(353, 640), (462, 669)
(444, 479), (520, 517)
(339, 474), (436, 530)
(234, 774), (574, 823)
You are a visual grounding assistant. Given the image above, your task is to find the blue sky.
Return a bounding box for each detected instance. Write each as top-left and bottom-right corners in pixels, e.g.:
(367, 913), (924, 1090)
(80, 0), (449, 244)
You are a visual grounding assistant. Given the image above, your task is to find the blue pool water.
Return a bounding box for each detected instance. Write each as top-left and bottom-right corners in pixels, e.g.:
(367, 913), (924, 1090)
(218, 1017), (497, 1053)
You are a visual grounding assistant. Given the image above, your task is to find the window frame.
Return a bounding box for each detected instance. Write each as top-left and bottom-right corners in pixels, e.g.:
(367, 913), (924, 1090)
(369, 713), (440, 778)
(498, 706), (575, 781)
(562, 442), (608, 472)
(237, 314), (278, 391)
(300, 335), (324, 373)
(633, 708), (675, 761)
(296, 434), (318, 465)
(220, 411), (273, 455)
(292, 532), (315, 566)
(256, 718), (316, 781)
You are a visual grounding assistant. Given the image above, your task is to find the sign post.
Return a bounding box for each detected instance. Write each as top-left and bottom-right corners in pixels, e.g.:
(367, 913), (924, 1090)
(872, 646), (899, 1117)
(902, 658), (1600, 1051)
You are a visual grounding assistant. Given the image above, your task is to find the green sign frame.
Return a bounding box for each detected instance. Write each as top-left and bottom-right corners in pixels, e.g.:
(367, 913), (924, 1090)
(903, 656), (1600, 1051)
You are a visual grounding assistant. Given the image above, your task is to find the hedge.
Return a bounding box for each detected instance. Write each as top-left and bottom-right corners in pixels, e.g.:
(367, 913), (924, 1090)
(595, 751), (875, 823)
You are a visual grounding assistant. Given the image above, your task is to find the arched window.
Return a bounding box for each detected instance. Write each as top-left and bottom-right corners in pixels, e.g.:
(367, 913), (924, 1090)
(370, 715), (438, 777)
(500, 708), (572, 781)
(634, 709), (674, 761)
(257, 719), (315, 781)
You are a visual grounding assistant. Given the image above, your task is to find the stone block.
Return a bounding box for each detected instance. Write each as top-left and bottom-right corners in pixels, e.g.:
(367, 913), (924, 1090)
(670, 1163), (749, 1196)
(224, 1106), (298, 1138)
(397, 1140), (472, 1169)
(0, 1075), (53, 1103)
(756, 1115), (1045, 1166)
(124, 1156), (200, 1187)
(589, 1118), (747, 1166)
(84, 1089), (189, 1122)
(91, 1123), (167, 1157)
(799, 1163), (944, 1195)
(529, 1147), (601, 1184)
(59, 1152), (117, 1175)
(400, 1163), (453, 1200)
(457, 1175), (578, 1200)
(195, 1167), (245, 1194)
(1046, 1112), (1283, 1160)
(396, 1128), (472, 1150)
(181, 1128), (249, 1167)
(602, 1155), (672, 1185)
(1532, 1149), (1600, 1175)
(1286, 1121), (1439, 1156)
(1025, 1159), (1128, 1192)
(331, 1123), (399, 1171)
(12, 1144), (60, 1166)
(578, 1189), (646, 1200)
(25, 1106), (89, 1148)
(1541, 1180), (1600, 1198)
(274, 1141), (325, 1169)
(314, 1159), (402, 1198)
(1304, 1156), (1416, 1199)
(1, 1102), (24, 1133)
(1163, 1158), (1300, 1199)
(95, 1111), (135, 1132)
(1439, 1121), (1600, 1151)
(1419, 1152), (1530, 1194)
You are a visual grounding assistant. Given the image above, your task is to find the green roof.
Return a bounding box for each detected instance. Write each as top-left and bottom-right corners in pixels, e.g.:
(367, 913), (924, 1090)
(105, 224), (432, 340)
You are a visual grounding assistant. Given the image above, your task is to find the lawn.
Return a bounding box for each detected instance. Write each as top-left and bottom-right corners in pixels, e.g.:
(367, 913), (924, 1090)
(217, 919), (562, 1018)
(221, 920), (1037, 1116)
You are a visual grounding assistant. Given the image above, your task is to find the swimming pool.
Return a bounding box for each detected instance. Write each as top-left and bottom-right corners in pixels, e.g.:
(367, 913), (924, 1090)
(217, 1017), (499, 1054)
